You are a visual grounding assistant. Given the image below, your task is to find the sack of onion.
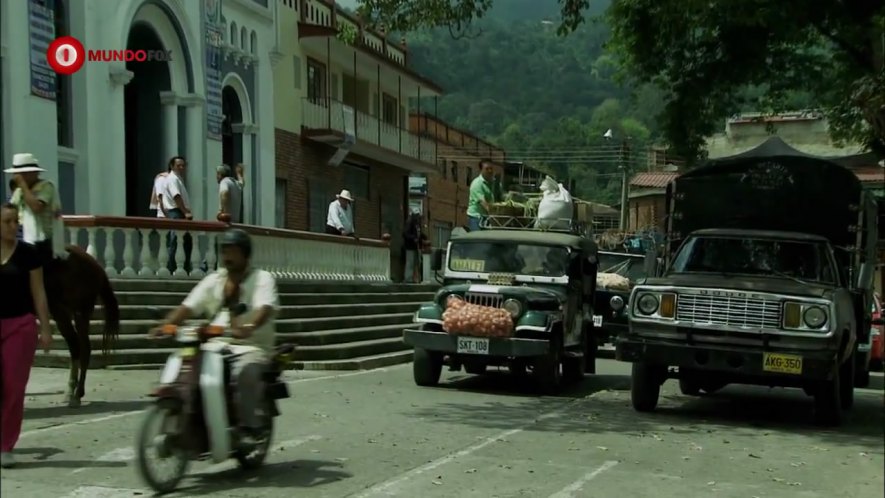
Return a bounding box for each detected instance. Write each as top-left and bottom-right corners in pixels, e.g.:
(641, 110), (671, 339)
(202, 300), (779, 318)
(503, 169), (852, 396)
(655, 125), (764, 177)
(442, 298), (514, 337)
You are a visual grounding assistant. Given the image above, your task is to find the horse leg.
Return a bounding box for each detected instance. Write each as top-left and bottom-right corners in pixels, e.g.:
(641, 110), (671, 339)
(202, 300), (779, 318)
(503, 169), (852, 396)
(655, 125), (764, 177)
(51, 304), (81, 407)
(73, 310), (94, 401)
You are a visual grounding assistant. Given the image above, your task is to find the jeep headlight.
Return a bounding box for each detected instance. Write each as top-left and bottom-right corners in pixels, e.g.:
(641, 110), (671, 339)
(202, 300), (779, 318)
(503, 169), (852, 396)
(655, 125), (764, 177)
(503, 299), (522, 318)
(636, 293), (659, 315)
(802, 306), (827, 328)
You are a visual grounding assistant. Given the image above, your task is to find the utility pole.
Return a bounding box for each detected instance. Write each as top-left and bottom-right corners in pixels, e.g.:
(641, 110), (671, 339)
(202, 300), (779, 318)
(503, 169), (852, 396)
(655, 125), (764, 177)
(618, 139), (630, 230)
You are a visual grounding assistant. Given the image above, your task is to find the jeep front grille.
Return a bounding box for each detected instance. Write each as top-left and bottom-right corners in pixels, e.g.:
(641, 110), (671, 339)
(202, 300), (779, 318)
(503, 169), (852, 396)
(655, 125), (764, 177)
(676, 294), (782, 330)
(464, 293), (504, 308)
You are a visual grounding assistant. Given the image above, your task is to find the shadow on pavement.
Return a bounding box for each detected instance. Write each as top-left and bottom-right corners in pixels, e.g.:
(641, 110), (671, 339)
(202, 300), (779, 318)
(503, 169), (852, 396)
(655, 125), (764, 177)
(177, 459), (352, 495)
(406, 375), (885, 453)
(24, 399), (150, 419)
(435, 369), (631, 399)
(8, 446), (127, 470)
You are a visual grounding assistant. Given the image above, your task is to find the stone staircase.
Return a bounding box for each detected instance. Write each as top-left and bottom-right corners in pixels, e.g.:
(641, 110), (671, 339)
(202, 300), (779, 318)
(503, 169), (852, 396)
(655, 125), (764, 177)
(35, 279), (436, 371)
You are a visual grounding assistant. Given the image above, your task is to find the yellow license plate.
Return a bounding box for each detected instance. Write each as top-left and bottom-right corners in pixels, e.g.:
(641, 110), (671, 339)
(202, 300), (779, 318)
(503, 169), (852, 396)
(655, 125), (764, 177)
(180, 347), (196, 358)
(762, 353), (803, 374)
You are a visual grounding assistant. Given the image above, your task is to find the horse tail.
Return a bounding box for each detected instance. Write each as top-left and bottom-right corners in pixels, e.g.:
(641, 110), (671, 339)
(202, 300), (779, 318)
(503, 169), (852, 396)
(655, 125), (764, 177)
(97, 271), (120, 355)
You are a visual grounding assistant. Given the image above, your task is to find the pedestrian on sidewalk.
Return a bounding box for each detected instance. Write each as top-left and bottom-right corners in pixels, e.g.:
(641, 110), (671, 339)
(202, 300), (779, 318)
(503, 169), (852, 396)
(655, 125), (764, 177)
(403, 212), (428, 283)
(0, 203), (53, 468)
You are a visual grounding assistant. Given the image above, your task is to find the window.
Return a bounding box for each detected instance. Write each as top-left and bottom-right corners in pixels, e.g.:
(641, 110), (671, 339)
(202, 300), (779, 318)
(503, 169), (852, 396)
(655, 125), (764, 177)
(275, 179), (287, 228)
(240, 27), (247, 50)
(306, 58), (326, 102)
(343, 163), (369, 199)
(382, 94), (397, 126)
(58, 161), (75, 214)
(250, 31), (257, 54)
(308, 179), (332, 233)
(230, 22), (238, 47)
(54, 0), (72, 147)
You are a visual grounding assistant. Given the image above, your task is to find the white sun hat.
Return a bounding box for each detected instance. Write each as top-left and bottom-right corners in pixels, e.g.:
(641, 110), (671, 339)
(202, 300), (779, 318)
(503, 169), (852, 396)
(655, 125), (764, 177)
(4, 153), (46, 173)
(336, 189), (354, 201)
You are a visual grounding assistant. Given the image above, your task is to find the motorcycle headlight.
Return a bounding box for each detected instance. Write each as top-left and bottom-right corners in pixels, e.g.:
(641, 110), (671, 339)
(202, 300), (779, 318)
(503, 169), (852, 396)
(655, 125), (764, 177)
(802, 306), (827, 329)
(636, 293), (659, 315)
(503, 299), (522, 318)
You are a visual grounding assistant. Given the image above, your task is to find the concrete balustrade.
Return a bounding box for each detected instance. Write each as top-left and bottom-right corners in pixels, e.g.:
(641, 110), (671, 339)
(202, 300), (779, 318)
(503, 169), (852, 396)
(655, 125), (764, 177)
(62, 216), (391, 281)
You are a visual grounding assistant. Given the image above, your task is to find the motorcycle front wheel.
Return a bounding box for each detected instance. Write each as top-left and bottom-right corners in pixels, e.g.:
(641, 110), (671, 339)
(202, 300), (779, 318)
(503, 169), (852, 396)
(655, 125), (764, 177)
(135, 404), (191, 494)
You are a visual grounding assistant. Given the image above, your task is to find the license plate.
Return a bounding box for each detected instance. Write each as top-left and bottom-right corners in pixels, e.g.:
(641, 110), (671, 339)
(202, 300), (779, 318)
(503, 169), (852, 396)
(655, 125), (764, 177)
(456, 337), (490, 355)
(592, 315), (603, 327)
(762, 353), (803, 375)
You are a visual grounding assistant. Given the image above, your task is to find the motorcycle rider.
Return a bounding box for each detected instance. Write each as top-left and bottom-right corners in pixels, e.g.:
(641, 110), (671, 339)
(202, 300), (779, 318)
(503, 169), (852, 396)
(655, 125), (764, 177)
(152, 228), (279, 443)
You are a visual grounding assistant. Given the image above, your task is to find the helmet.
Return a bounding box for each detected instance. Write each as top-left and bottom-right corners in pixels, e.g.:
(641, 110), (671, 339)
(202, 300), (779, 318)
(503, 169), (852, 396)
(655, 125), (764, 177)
(219, 228), (252, 257)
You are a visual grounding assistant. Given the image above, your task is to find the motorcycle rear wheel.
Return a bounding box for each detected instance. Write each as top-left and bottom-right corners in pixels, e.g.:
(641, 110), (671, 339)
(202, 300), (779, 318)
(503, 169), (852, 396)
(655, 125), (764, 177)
(135, 404), (190, 494)
(235, 402), (275, 470)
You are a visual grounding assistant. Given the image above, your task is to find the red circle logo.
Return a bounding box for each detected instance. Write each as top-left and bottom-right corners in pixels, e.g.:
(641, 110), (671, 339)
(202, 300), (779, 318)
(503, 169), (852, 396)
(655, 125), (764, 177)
(47, 36), (85, 75)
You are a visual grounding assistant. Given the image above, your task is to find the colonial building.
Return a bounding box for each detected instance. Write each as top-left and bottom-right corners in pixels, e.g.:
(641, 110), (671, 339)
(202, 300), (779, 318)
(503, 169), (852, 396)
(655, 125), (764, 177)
(0, 0), (277, 223)
(272, 0), (442, 251)
(407, 113), (505, 246)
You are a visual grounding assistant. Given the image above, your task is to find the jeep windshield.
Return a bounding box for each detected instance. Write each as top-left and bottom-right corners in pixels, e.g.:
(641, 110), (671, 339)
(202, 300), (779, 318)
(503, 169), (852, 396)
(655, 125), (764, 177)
(599, 252), (647, 282)
(670, 235), (836, 284)
(448, 241), (571, 277)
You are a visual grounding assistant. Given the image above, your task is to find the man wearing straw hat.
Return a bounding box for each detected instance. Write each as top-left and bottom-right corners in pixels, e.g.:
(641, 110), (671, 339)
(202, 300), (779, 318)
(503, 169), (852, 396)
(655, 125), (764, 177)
(325, 189), (356, 237)
(5, 153), (66, 263)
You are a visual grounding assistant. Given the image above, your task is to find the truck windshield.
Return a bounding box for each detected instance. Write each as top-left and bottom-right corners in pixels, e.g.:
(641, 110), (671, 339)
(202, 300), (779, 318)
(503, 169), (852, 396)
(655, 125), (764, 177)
(448, 242), (571, 277)
(670, 236), (836, 284)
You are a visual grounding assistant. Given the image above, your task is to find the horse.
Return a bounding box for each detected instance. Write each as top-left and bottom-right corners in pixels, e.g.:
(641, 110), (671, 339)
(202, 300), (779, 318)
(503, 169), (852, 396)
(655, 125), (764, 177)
(43, 244), (120, 407)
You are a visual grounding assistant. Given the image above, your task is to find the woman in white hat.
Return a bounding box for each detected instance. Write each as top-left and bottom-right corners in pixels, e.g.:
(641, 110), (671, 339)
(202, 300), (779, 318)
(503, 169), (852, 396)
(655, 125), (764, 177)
(5, 153), (64, 264)
(325, 189), (356, 236)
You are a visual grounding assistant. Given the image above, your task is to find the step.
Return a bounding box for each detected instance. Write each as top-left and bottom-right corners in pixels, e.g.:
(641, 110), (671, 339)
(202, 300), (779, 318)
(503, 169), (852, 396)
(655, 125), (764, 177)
(50, 324), (412, 351)
(110, 279), (438, 294)
(111, 291), (437, 307)
(36, 336), (409, 368)
(90, 302), (424, 321)
(51, 312), (415, 336)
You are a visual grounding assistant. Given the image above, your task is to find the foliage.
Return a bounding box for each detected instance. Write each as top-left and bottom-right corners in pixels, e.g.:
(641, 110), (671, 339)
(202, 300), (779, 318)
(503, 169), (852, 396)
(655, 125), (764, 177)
(355, 0), (885, 162)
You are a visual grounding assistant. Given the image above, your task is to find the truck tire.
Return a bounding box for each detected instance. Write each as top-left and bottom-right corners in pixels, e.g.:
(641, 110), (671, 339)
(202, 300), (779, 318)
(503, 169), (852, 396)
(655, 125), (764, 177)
(534, 347), (562, 394)
(814, 366), (843, 427)
(562, 354), (585, 384)
(413, 348), (443, 387)
(631, 362), (663, 412)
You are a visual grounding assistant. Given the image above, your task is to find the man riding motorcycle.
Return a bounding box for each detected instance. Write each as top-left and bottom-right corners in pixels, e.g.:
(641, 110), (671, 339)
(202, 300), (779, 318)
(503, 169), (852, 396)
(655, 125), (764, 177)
(152, 228), (279, 442)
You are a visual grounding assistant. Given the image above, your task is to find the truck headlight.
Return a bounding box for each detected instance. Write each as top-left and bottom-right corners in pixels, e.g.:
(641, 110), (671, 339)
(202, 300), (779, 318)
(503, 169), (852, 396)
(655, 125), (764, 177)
(503, 299), (522, 318)
(802, 306), (827, 329)
(636, 293), (659, 315)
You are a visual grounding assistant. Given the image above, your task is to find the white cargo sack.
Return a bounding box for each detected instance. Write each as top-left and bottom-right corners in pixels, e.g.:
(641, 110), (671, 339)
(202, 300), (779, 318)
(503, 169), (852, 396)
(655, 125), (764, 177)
(596, 272), (631, 291)
(535, 176), (573, 230)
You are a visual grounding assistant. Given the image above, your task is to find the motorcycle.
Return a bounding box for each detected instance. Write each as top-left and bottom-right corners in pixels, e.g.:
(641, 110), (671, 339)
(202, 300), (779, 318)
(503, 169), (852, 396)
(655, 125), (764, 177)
(135, 321), (295, 494)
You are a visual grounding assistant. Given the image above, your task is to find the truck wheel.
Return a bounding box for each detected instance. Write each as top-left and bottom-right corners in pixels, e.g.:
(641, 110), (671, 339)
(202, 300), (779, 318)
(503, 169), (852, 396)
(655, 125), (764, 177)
(583, 331), (598, 374)
(413, 348), (443, 386)
(678, 378), (701, 396)
(631, 363), (663, 412)
(814, 367), (843, 427)
(840, 354), (855, 409)
(562, 354), (585, 384)
(534, 348), (562, 394)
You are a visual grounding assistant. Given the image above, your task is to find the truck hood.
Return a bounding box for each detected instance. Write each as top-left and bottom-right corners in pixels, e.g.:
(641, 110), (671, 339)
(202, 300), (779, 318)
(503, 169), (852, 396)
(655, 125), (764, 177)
(642, 273), (832, 299)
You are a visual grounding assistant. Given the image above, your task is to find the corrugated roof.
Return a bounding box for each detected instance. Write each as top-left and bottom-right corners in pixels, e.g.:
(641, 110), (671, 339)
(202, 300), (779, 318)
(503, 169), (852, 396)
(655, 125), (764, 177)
(630, 172), (679, 188)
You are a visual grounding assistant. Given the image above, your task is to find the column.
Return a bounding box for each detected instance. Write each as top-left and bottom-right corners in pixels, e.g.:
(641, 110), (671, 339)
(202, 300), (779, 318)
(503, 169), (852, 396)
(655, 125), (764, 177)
(182, 94), (207, 220)
(232, 123), (256, 224)
(159, 91), (180, 161)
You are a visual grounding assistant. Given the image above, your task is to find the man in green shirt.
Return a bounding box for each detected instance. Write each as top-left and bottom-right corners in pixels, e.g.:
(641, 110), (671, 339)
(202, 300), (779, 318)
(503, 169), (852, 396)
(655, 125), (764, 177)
(466, 160), (498, 231)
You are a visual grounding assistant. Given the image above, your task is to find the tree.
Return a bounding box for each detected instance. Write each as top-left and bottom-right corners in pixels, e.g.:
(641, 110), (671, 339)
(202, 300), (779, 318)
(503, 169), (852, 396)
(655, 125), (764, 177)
(356, 0), (885, 161)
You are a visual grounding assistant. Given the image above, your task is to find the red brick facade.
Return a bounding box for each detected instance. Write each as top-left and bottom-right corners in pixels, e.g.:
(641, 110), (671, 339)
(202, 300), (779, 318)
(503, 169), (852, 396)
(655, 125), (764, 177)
(274, 128), (409, 240)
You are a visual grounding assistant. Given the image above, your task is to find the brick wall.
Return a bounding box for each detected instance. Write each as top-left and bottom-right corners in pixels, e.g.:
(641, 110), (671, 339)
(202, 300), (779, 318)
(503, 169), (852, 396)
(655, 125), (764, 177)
(275, 128), (408, 240)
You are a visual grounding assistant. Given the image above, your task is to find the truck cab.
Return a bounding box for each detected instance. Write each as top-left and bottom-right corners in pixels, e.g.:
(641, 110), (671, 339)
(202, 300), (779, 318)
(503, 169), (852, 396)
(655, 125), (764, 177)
(615, 137), (879, 426)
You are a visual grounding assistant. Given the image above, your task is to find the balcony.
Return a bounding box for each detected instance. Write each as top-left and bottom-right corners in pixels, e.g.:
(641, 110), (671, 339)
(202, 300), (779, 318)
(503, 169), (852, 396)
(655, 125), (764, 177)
(302, 97), (438, 173)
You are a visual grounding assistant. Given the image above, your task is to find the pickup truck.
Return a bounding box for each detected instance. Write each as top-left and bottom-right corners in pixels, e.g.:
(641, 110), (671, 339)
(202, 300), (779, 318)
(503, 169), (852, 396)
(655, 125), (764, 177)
(615, 137), (879, 426)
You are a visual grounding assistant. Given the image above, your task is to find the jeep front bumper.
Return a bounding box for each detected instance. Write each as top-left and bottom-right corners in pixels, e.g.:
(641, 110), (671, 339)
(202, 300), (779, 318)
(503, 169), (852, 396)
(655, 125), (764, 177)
(403, 329), (550, 357)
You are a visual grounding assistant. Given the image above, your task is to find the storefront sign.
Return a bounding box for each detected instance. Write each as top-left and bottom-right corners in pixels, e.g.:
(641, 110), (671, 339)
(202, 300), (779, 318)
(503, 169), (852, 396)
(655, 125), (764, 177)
(28, 0), (57, 100)
(204, 0), (224, 140)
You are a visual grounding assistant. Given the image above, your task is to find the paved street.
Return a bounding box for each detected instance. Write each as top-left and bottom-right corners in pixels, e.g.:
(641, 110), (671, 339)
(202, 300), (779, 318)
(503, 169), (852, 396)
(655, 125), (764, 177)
(1, 359), (882, 498)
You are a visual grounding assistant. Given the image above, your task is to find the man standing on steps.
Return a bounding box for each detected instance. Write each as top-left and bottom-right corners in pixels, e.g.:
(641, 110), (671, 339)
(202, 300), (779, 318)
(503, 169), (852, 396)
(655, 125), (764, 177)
(159, 156), (193, 273)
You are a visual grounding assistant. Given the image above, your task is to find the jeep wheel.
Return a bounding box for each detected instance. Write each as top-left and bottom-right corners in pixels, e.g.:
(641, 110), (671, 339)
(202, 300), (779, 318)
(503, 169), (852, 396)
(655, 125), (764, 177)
(562, 354), (585, 384)
(413, 348), (443, 387)
(534, 349), (562, 394)
(813, 367), (843, 427)
(631, 363), (664, 412)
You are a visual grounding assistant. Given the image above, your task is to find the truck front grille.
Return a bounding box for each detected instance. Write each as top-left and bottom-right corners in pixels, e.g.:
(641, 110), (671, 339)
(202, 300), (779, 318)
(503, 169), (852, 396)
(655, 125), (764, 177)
(676, 294), (781, 330)
(464, 293), (504, 308)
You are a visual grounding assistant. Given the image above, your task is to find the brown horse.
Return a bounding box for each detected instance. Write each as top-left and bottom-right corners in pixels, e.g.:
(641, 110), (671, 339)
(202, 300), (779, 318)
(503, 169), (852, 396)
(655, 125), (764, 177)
(44, 244), (120, 407)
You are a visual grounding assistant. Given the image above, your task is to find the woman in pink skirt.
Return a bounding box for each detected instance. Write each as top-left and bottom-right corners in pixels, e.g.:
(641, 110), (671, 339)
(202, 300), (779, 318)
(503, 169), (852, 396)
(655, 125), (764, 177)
(0, 202), (53, 468)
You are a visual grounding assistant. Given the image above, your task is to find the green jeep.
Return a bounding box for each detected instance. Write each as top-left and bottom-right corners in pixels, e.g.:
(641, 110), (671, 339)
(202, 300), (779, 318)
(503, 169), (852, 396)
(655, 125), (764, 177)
(403, 229), (600, 393)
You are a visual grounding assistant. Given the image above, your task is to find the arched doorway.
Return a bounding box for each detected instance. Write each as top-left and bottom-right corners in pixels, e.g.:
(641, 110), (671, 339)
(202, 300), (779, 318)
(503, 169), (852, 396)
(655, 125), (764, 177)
(221, 85), (243, 167)
(124, 23), (171, 217)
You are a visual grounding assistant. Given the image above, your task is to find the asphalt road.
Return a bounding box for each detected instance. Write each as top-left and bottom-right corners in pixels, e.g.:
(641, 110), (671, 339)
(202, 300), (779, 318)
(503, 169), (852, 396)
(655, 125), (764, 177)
(1, 359), (883, 498)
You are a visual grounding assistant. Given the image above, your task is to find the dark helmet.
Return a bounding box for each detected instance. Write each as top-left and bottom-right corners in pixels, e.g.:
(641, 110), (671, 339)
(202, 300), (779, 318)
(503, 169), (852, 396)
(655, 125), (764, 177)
(220, 228), (252, 257)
